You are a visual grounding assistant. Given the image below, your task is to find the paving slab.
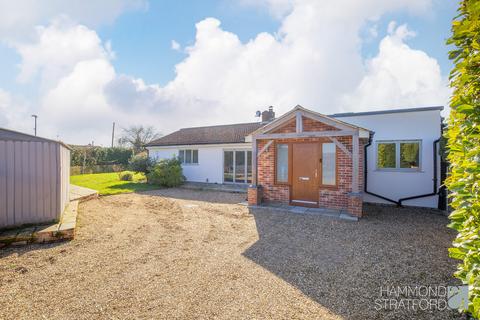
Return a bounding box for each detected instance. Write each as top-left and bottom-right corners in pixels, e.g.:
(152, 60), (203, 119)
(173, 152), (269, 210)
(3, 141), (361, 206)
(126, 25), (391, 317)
(248, 203), (358, 221)
(1, 200), (79, 248)
(70, 184), (98, 201)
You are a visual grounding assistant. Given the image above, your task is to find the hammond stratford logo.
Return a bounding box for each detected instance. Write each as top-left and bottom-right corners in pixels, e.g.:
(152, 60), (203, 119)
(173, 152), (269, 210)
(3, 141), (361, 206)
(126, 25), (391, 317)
(375, 285), (469, 311)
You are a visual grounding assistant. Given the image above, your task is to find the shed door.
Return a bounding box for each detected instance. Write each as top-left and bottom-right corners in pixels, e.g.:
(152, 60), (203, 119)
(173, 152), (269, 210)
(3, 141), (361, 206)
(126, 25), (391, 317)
(291, 143), (320, 206)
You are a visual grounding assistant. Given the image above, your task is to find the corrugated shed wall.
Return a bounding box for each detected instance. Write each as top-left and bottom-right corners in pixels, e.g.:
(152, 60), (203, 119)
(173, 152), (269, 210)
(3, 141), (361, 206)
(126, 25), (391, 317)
(0, 140), (70, 228)
(59, 145), (70, 215)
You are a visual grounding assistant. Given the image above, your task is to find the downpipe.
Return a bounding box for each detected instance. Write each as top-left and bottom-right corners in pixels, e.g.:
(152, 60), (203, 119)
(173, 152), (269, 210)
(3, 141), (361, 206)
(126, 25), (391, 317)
(364, 135), (441, 207)
(364, 134), (400, 206)
(397, 138), (441, 207)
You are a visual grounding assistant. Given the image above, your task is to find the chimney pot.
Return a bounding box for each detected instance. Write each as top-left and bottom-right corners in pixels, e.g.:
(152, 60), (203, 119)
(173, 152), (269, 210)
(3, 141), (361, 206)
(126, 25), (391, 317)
(261, 106), (275, 122)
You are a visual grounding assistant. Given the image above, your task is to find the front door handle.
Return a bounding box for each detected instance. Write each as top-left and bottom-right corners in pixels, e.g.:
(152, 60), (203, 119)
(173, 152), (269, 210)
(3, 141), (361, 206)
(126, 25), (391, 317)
(299, 176), (310, 181)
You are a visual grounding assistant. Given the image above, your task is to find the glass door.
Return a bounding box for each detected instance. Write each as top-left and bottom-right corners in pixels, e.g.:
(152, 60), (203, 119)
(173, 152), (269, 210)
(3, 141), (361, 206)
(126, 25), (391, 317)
(224, 151), (234, 182)
(224, 150), (253, 183)
(235, 151), (245, 182)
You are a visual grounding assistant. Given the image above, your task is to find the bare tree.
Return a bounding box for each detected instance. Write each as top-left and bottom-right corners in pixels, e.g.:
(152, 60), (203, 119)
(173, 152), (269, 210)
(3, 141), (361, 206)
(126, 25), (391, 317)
(118, 126), (161, 154)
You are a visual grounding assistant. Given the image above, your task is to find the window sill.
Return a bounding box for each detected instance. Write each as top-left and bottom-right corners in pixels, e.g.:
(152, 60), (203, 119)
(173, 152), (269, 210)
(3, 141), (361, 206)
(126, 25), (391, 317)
(182, 163), (199, 166)
(319, 185), (338, 190)
(374, 169), (424, 173)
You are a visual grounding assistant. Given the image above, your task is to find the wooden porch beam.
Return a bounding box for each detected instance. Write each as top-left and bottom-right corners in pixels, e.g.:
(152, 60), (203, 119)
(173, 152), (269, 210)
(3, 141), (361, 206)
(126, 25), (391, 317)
(328, 137), (351, 157)
(255, 130), (356, 140)
(352, 132), (359, 193)
(257, 140), (273, 158)
(296, 111), (303, 133)
(252, 137), (257, 185)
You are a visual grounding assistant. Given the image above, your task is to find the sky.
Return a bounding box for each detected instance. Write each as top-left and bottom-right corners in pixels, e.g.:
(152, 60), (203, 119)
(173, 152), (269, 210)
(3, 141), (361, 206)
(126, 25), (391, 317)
(0, 0), (458, 146)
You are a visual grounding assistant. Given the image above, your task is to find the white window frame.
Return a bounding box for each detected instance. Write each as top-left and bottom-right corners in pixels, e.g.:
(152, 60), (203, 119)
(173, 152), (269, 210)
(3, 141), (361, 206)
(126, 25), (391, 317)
(376, 140), (422, 172)
(178, 149), (199, 165)
(222, 149), (252, 184)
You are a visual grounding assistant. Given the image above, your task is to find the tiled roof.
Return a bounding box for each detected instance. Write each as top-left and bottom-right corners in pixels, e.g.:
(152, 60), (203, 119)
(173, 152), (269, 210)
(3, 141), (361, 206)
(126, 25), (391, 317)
(146, 122), (265, 147)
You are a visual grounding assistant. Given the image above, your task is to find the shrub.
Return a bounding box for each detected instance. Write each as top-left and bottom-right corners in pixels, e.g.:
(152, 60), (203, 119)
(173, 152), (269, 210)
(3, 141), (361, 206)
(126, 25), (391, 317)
(128, 152), (154, 174)
(118, 171), (134, 181)
(146, 158), (185, 187)
(445, 1), (480, 316)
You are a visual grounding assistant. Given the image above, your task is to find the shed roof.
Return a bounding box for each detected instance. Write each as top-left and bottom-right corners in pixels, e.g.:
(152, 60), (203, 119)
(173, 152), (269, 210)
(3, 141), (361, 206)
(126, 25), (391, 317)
(0, 128), (72, 150)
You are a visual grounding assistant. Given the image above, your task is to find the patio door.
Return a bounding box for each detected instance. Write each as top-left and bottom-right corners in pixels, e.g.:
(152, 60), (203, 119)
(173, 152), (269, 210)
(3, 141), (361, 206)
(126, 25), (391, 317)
(223, 150), (252, 183)
(291, 143), (320, 205)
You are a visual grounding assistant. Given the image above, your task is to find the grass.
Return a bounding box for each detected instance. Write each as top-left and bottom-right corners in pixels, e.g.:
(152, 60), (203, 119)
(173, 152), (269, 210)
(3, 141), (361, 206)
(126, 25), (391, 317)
(71, 172), (160, 195)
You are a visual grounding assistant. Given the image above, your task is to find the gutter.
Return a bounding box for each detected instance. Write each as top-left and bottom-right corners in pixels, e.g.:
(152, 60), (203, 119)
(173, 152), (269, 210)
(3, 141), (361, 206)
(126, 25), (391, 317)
(398, 138), (440, 206)
(364, 133), (400, 206)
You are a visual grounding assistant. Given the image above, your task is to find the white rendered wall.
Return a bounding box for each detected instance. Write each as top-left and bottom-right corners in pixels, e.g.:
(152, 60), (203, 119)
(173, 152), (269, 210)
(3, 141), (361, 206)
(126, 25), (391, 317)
(147, 143), (251, 184)
(334, 110), (442, 208)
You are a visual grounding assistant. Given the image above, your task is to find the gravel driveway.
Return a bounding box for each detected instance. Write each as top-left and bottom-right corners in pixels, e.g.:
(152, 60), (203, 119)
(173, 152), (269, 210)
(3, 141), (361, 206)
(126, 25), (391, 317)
(0, 189), (460, 319)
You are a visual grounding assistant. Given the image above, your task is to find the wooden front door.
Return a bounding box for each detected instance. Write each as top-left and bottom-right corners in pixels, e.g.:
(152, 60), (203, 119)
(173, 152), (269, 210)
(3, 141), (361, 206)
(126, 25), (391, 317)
(291, 143), (320, 206)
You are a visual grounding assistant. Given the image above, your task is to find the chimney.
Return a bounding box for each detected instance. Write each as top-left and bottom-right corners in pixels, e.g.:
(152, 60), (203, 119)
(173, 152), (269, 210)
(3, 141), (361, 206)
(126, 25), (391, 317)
(261, 106), (275, 122)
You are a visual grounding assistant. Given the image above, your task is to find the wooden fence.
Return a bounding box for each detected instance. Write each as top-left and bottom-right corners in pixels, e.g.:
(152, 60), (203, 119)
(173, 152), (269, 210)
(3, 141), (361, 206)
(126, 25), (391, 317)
(70, 164), (125, 176)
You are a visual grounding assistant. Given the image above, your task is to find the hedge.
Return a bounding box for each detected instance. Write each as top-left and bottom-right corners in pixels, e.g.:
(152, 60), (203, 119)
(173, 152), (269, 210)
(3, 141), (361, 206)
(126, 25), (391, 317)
(446, 0), (480, 316)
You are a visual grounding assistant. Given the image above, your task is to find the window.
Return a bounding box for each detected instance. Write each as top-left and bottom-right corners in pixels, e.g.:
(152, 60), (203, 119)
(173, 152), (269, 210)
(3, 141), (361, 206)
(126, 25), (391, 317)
(400, 142), (420, 169)
(178, 149), (198, 165)
(322, 143), (336, 185)
(376, 140), (421, 170)
(276, 144), (289, 183)
(224, 151), (234, 182)
(377, 143), (396, 169)
(223, 150), (252, 183)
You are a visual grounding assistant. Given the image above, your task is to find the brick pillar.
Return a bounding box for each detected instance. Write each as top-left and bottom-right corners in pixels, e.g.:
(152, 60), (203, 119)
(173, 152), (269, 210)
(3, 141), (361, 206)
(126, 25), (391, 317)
(248, 185), (263, 206)
(347, 192), (363, 217)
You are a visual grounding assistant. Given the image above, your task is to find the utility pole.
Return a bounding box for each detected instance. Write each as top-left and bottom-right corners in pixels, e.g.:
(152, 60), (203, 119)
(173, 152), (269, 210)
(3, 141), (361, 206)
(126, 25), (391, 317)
(111, 122), (115, 148)
(31, 114), (38, 136)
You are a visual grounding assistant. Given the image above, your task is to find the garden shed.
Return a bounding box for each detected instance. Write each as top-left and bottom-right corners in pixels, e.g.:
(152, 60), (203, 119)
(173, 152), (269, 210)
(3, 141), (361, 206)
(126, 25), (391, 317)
(0, 128), (71, 228)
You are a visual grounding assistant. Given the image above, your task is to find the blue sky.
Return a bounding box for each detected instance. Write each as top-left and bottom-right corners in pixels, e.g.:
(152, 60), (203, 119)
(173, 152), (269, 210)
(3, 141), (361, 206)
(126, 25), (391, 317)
(0, 0), (459, 144)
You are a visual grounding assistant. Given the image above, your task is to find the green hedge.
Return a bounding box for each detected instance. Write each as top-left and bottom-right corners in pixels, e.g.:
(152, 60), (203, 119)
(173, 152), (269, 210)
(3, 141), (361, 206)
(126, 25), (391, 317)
(446, 0), (480, 316)
(71, 146), (133, 167)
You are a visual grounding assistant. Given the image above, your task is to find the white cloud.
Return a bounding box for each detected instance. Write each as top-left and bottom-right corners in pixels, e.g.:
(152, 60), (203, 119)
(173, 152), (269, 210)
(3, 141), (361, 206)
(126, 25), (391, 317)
(171, 40), (181, 51)
(0, 0), (450, 145)
(13, 17), (114, 87)
(342, 23), (449, 110)
(0, 88), (31, 133)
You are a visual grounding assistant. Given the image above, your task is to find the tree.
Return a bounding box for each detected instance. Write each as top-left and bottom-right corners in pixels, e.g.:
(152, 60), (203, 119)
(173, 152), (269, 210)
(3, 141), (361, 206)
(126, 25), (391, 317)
(445, 0), (480, 316)
(118, 126), (161, 154)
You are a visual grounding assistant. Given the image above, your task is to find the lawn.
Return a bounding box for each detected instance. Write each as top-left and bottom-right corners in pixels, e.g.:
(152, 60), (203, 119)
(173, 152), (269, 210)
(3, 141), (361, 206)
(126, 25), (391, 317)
(70, 172), (160, 195)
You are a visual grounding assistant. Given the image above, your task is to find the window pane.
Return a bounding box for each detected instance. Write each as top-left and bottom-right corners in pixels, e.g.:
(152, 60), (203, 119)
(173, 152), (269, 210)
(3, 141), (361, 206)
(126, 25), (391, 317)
(400, 142), (420, 168)
(276, 144), (289, 183)
(192, 150), (198, 164)
(224, 151), (233, 182)
(247, 151), (252, 184)
(377, 143), (396, 168)
(322, 143), (336, 185)
(185, 149), (192, 164)
(235, 151), (246, 183)
(178, 150), (185, 164)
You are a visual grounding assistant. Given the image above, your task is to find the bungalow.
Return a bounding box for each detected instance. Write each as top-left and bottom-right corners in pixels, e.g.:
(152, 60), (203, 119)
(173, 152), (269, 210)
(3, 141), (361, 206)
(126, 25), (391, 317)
(146, 105), (444, 217)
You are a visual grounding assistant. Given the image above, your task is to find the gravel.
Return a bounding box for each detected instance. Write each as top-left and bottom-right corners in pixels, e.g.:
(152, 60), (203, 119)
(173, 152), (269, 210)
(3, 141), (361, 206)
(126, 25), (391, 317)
(0, 189), (461, 319)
